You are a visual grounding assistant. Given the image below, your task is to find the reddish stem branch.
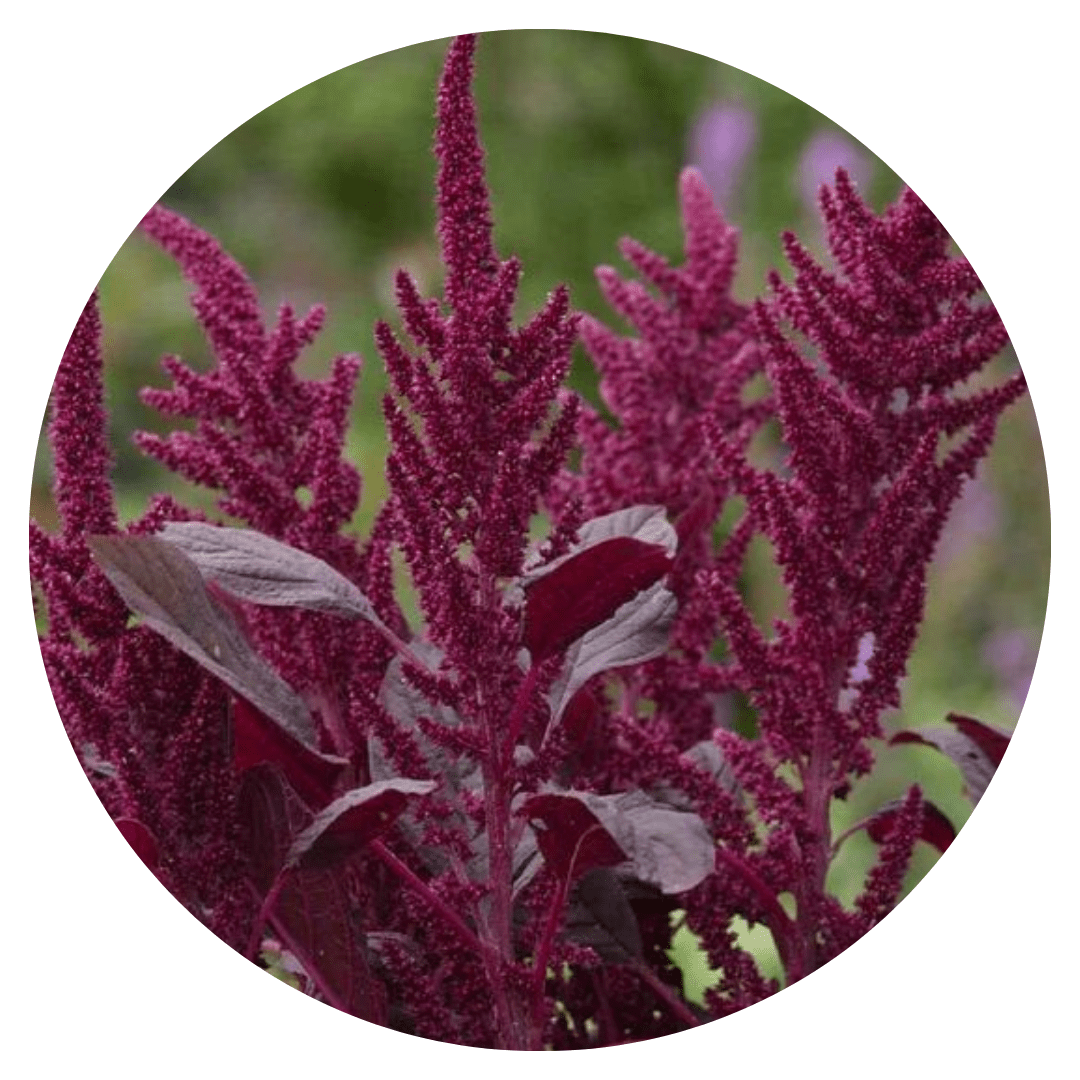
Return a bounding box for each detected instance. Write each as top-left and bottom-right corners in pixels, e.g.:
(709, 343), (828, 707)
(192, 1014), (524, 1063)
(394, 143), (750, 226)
(501, 662), (542, 764)
(369, 839), (486, 957)
(630, 960), (700, 1030)
(245, 869), (291, 960)
(714, 845), (805, 983)
(529, 873), (573, 1044)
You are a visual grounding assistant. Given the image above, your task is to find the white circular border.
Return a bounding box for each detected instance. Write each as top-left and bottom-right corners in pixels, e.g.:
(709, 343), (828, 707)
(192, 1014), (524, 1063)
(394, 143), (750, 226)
(5, 3), (1073, 1077)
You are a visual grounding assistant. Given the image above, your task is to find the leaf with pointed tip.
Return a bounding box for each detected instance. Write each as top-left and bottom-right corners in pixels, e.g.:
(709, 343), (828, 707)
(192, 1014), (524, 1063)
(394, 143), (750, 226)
(891, 714), (1011, 804)
(522, 793), (629, 883)
(231, 697), (347, 811)
(523, 505), (677, 584)
(585, 790), (715, 895)
(946, 713), (1010, 766)
(88, 535), (315, 745)
(524, 789), (714, 895)
(866, 799), (956, 854)
(565, 867), (644, 963)
(160, 522), (389, 630)
(546, 581), (678, 729)
(523, 536), (673, 661)
(286, 778), (437, 871)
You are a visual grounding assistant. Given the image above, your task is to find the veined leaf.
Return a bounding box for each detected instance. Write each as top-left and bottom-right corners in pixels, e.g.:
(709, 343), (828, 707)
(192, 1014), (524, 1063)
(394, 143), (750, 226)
(565, 867), (645, 963)
(546, 581), (678, 729)
(160, 522), (389, 629)
(231, 697), (347, 811)
(524, 789), (714, 895)
(891, 713), (1011, 804)
(523, 536), (673, 661)
(285, 778), (437, 871)
(237, 766), (387, 1022)
(88, 534), (315, 745)
(522, 505), (677, 585)
(521, 792), (628, 883)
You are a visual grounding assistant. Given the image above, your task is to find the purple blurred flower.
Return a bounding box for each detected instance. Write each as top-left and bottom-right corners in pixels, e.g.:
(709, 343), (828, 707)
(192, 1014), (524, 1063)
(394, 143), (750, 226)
(688, 104), (757, 212)
(937, 476), (1000, 564)
(983, 628), (1038, 708)
(798, 130), (872, 213)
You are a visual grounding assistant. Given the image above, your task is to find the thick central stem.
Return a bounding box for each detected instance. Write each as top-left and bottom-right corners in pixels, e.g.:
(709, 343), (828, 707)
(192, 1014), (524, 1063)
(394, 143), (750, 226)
(481, 756), (530, 1049)
(474, 566), (532, 1050)
(796, 649), (850, 976)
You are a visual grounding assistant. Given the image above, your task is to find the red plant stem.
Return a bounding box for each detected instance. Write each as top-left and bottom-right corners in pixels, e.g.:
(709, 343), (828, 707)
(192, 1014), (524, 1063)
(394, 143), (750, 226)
(480, 755), (531, 1049)
(830, 816), (876, 859)
(245, 869), (291, 960)
(630, 959), (700, 1030)
(501, 661), (542, 764)
(714, 845), (805, 984)
(796, 658), (848, 975)
(529, 873), (573, 1044)
(368, 839), (487, 957)
(378, 621), (438, 678)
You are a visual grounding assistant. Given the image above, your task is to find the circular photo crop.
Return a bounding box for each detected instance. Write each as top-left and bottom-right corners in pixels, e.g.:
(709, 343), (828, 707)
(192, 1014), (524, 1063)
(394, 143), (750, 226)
(29, 30), (1048, 1050)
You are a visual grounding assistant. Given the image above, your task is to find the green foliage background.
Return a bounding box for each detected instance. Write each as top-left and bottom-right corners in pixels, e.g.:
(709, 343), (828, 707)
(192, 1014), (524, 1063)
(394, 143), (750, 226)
(32, 30), (1049, 1002)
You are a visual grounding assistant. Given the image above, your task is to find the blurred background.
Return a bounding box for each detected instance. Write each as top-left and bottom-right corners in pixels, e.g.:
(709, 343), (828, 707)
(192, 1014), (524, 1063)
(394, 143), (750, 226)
(30, 30), (1049, 998)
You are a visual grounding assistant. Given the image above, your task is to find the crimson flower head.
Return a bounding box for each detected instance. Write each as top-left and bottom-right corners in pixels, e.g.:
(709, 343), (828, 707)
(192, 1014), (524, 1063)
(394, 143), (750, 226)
(375, 33), (581, 674)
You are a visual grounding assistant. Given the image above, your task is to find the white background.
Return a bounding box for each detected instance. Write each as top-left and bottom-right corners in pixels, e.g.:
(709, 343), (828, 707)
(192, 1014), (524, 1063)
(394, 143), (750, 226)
(4, 2), (1074, 1076)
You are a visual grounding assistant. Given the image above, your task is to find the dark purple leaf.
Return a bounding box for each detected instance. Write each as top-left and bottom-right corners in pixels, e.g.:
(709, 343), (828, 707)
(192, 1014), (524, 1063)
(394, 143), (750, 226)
(523, 505), (677, 585)
(160, 522), (389, 630)
(566, 867), (644, 962)
(237, 765), (311, 889)
(518, 507), (681, 734)
(114, 818), (160, 871)
(585, 790), (715, 894)
(523, 536), (673, 661)
(237, 765), (387, 1023)
(286, 778), (437, 871)
(524, 790), (714, 894)
(562, 685), (603, 743)
(546, 581), (678, 728)
(88, 534), (315, 745)
(521, 793), (629, 883)
(947, 713), (1010, 766)
(891, 714), (1011, 804)
(866, 799), (956, 854)
(559, 684), (607, 770)
(231, 696), (347, 811)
